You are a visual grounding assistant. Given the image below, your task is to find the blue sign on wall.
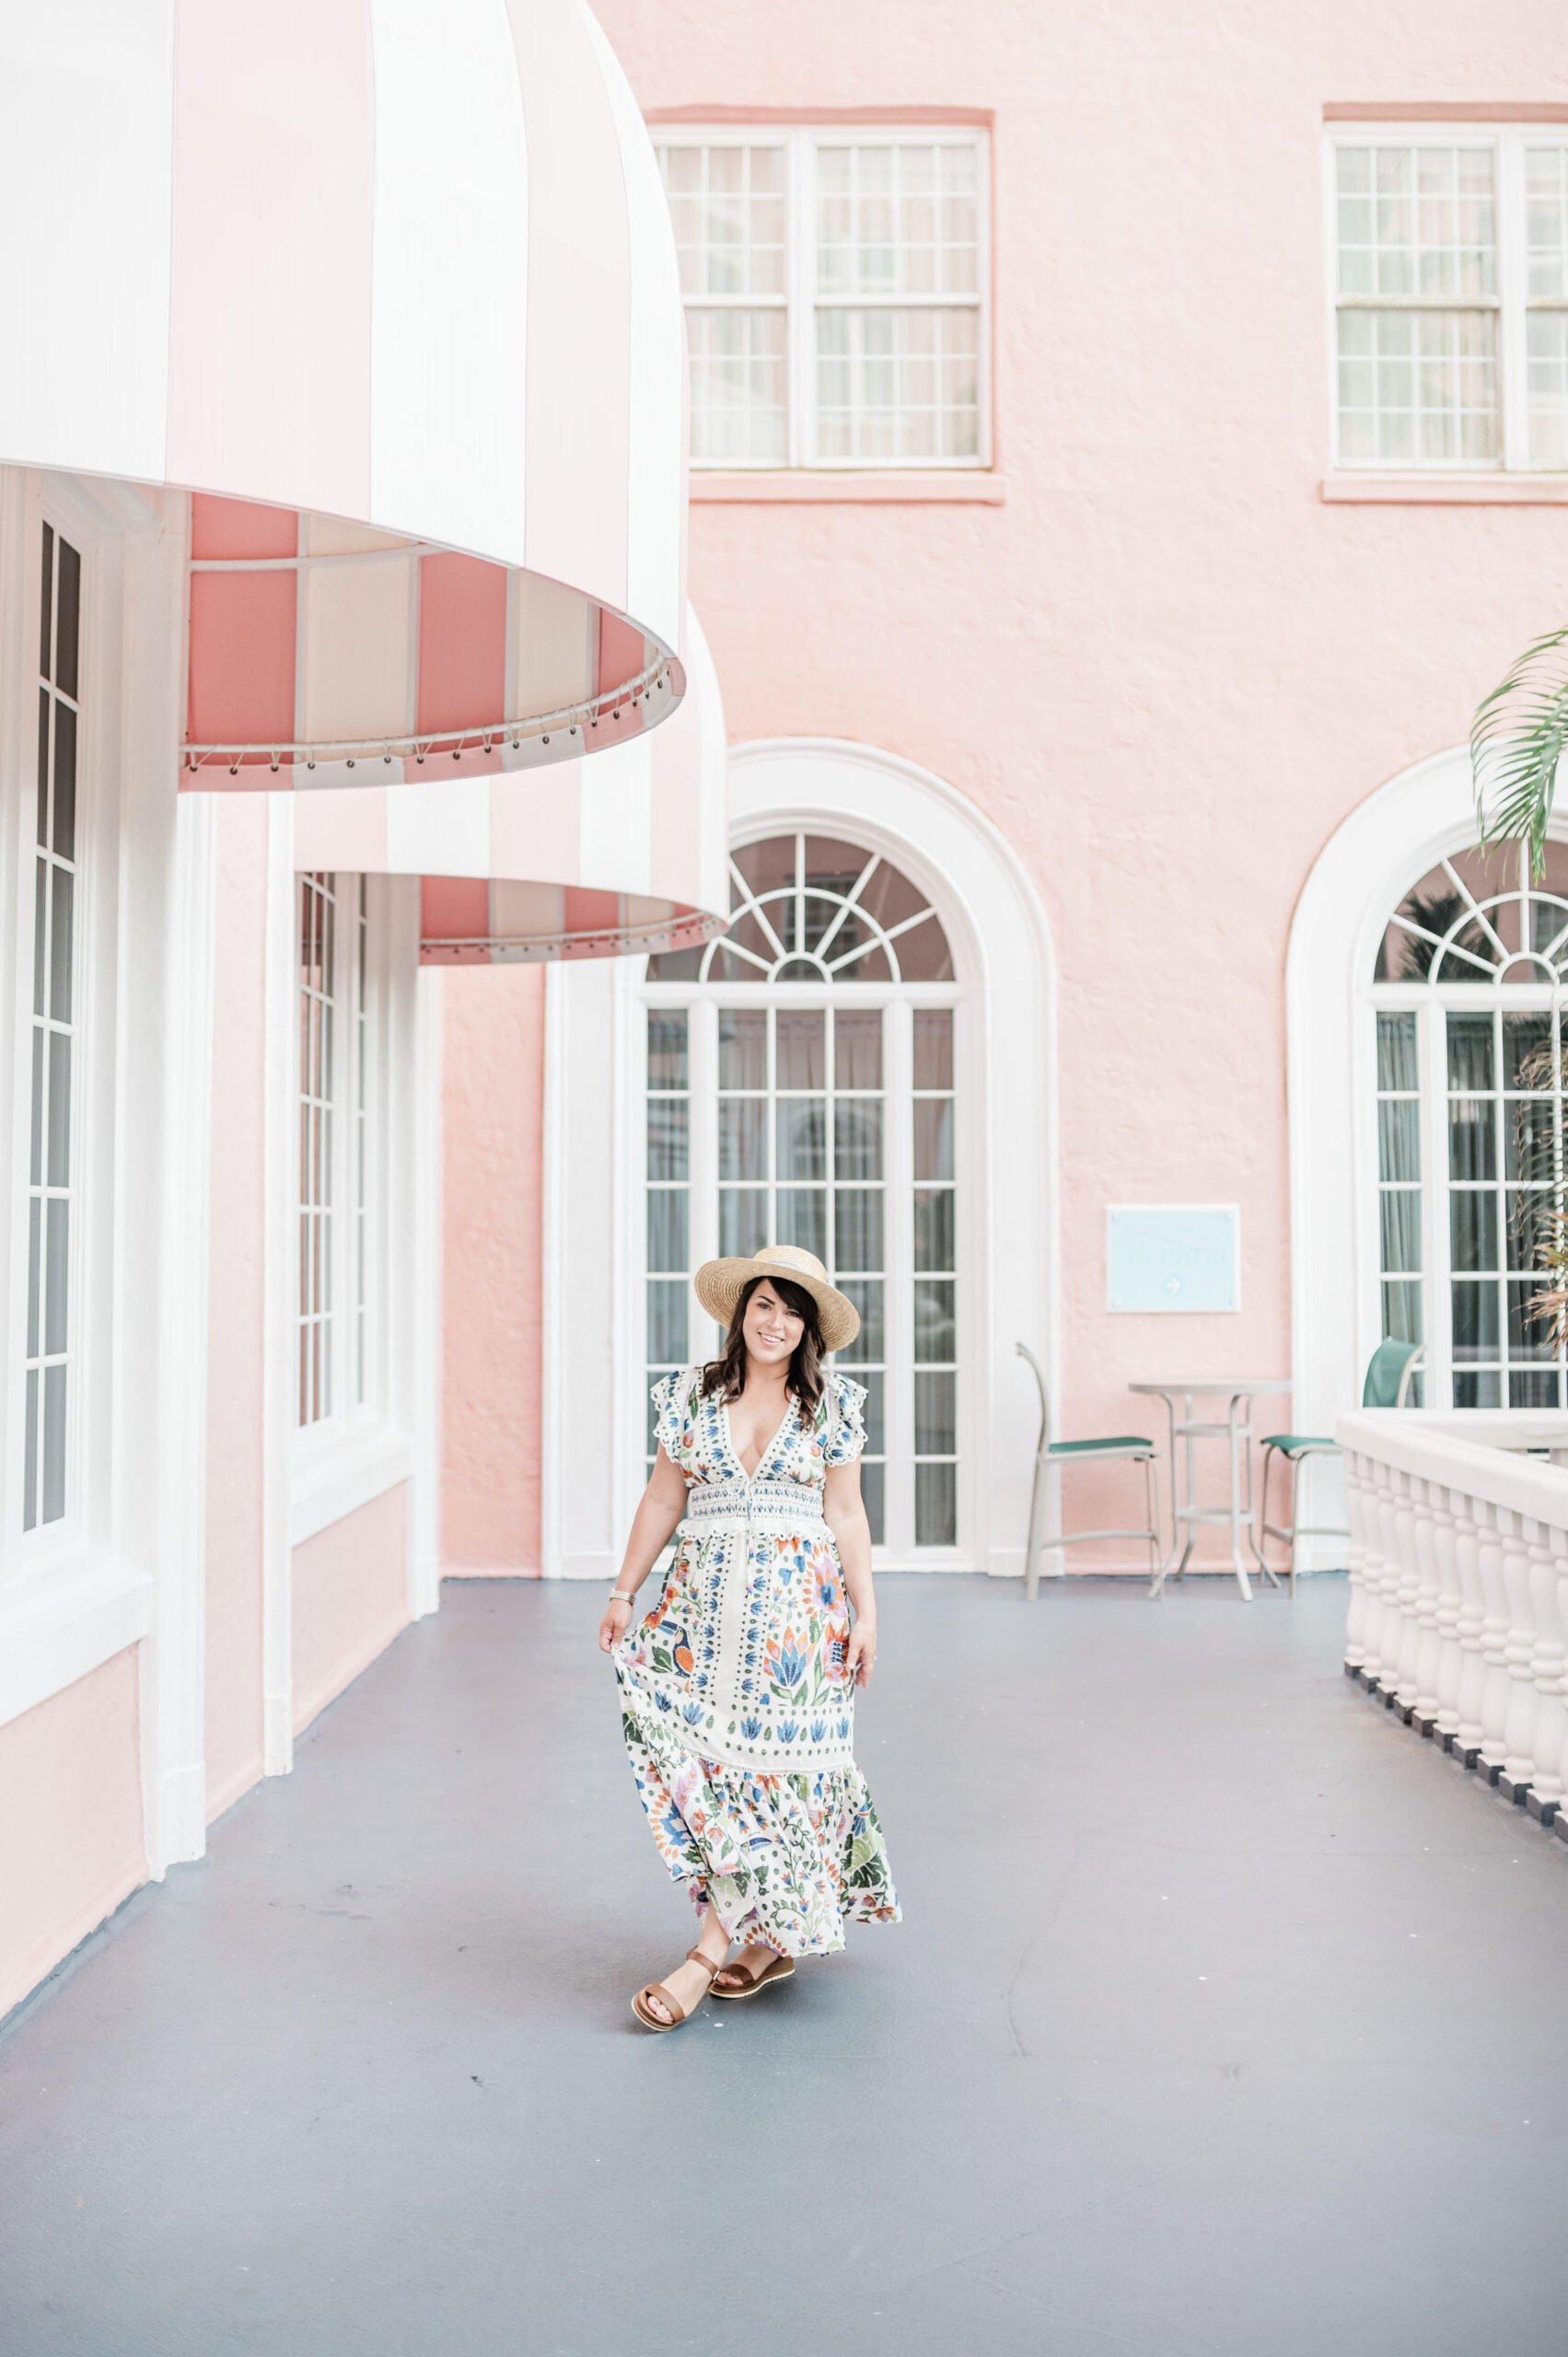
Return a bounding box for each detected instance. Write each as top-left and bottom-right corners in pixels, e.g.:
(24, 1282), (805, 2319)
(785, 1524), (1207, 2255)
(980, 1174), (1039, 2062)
(1106, 1204), (1240, 1314)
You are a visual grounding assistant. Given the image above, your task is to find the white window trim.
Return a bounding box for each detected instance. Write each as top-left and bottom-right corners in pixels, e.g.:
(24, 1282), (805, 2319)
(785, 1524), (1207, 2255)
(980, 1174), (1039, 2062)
(1323, 122), (1568, 473)
(1285, 744), (1542, 1562)
(658, 123), (993, 473)
(0, 469), (215, 1888)
(541, 738), (1055, 1578)
(286, 868), (420, 1542)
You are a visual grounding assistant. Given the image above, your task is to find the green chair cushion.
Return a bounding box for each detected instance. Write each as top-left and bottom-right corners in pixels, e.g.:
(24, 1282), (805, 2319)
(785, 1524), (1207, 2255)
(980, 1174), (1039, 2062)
(1049, 1434), (1156, 1457)
(1260, 1434), (1339, 1456)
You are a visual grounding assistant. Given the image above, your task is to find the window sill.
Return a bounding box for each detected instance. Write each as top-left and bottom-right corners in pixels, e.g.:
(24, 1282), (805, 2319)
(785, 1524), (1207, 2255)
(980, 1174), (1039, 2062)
(0, 1550), (154, 1731)
(290, 1421), (413, 1548)
(1320, 471), (1568, 505)
(691, 470), (1007, 505)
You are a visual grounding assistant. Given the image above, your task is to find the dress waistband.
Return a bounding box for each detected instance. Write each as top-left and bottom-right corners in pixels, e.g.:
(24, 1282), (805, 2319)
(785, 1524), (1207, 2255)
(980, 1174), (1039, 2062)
(683, 1477), (825, 1532)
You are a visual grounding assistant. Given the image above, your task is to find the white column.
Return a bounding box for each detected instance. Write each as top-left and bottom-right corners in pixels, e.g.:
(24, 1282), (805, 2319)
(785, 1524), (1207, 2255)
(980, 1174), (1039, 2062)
(140, 789), (216, 1872)
(260, 796), (296, 1773)
(408, 960), (444, 1620)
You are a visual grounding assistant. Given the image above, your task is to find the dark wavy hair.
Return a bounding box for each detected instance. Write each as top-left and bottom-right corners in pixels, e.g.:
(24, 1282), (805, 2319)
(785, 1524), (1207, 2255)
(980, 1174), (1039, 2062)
(700, 1274), (825, 1428)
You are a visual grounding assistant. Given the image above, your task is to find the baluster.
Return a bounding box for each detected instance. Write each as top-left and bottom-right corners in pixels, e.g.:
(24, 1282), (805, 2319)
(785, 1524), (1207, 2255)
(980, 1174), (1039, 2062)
(1343, 1452), (1369, 1674)
(1364, 1463), (1398, 1693)
(1552, 1530), (1568, 1837)
(1499, 1507), (1541, 1801)
(1526, 1516), (1567, 1821)
(1431, 1484), (1463, 1744)
(1477, 1503), (1514, 1780)
(1453, 1496), (1487, 1766)
(1391, 1470), (1423, 1717)
(1411, 1478), (1443, 1733)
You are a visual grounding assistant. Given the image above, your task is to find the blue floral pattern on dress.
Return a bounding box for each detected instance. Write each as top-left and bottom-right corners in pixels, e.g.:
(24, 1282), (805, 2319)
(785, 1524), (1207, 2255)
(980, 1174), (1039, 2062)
(613, 1366), (900, 1956)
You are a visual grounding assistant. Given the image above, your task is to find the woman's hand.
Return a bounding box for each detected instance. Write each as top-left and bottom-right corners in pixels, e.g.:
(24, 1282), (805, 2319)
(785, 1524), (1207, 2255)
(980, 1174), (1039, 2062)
(598, 1596), (634, 1653)
(845, 1613), (877, 1688)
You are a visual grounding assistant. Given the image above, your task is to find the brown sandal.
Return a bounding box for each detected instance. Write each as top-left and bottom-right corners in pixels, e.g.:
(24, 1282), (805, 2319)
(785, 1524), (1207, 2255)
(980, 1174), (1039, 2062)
(710, 1950), (796, 2002)
(631, 1946), (721, 2032)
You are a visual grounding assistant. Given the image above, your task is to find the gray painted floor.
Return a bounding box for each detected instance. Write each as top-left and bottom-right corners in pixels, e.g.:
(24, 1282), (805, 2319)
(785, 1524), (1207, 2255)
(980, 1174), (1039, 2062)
(4, 1574), (1568, 2356)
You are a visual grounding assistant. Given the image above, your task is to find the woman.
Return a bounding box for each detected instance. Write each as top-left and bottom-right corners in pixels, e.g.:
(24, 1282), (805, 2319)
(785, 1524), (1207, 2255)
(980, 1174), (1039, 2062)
(598, 1243), (900, 2031)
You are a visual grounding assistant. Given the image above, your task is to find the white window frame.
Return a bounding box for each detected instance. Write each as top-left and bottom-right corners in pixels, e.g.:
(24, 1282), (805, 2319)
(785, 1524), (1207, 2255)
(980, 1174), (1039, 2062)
(639, 944), (963, 1564)
(3, 480), (108, 1578)
(1324, 122), (1568, 471)
(289, 868), (398, 1504)
(541, 739), (1058, 1584)
(1368, 885), (1568, 1412)
(0, 471), (220, 1890)
(656, 123), (993, 471)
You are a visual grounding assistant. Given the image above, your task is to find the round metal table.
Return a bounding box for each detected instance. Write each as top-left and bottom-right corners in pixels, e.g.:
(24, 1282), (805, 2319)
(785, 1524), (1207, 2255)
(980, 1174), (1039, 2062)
(1128, 1378), (1293, 1601)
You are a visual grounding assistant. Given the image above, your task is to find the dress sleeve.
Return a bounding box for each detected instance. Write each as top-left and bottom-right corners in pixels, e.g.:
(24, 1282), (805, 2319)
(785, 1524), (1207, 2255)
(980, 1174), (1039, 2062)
(823, 1373), (867, 1467)
(651, 1369), (695, 1474)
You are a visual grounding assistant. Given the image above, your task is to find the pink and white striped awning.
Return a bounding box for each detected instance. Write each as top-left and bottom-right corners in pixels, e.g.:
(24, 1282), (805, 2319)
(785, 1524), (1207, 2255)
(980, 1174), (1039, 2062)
(0, 0), (726, 961)
(293, 603), (728, 965)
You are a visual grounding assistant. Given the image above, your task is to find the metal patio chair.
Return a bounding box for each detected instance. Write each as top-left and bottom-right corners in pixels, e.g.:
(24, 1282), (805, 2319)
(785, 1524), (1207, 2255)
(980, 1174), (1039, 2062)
(1016, 1342), (1162, 1598)
(1252, 1338), (1426, 1594)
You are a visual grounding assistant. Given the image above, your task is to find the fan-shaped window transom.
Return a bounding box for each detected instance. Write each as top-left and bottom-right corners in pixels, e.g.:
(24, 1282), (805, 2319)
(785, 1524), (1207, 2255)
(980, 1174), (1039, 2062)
(648, 832), (953, 983)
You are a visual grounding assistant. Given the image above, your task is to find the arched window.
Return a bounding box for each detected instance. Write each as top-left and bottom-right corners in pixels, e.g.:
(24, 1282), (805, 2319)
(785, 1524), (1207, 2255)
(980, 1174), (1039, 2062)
(642, 831), (958, 1552)
(1372, 838), (1568, 1407)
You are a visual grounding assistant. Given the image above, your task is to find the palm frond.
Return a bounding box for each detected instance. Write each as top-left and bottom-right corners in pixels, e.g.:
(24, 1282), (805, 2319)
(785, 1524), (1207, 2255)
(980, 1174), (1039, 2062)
(1471, 626), (1568, 875)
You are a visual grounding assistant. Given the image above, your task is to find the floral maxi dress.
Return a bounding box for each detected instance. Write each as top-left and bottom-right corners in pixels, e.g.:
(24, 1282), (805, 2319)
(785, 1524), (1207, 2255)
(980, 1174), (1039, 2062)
(612, 1367), (900, 1957)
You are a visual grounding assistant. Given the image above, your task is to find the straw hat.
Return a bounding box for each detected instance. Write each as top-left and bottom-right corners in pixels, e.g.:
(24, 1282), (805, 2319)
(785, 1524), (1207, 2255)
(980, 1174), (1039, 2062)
(694, 1245), (860, 1353)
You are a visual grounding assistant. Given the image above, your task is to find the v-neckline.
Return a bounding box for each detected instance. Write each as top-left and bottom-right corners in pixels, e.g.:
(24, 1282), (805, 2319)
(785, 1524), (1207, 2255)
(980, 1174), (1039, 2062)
(722, 1391), (796, 1481)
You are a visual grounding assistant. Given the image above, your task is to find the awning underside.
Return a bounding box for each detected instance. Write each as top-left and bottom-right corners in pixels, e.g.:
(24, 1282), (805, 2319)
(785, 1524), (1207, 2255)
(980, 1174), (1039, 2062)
(183, 497), (678, 789)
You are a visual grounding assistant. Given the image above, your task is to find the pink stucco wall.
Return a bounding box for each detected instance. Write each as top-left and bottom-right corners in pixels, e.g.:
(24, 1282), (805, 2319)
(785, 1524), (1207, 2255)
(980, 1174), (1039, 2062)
(291, 1482), (411, 1736)
(440, 966), (545, 1573)
(0, 1648), (145, 2020)
(562, 4), (1568, 1562)
(205, 800), (268, 1817)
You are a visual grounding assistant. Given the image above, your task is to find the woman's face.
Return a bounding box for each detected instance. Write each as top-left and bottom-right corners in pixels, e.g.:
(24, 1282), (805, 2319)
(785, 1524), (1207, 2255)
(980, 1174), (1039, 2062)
(743, 1282), (804, 1370)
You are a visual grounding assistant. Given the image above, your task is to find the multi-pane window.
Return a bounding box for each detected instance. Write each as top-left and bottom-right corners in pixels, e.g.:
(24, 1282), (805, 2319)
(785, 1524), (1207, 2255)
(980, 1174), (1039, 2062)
(1370, 840), (1568, 1407)
(299, 870), (379, 1431)
(643, 833), (959, 1558)
(645, 1009), (691, 1461)
(298, 873), (337, 1427)
(1330, 129), (1568, 469)
(912, 1012), (956, 1543)
(1446, 1009), (1563, 1406)
(354, 876), (368, 1407)
(1375, 1012), (1423, 1367)
(656, 128), (988, 469)
(24, 524), (81, 1528)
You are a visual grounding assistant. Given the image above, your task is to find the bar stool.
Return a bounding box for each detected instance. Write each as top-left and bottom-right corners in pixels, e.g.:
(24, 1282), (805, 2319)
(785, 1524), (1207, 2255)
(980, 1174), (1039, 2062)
(1253, 1339), (1425, 1593)
(1016, 1342), (1162, 1597)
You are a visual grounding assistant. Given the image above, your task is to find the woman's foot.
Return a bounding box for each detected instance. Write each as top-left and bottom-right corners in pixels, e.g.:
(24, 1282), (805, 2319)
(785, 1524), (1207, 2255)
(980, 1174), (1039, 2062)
(713, 1941), (784, 1993)
(640, 1938), (728, 2026)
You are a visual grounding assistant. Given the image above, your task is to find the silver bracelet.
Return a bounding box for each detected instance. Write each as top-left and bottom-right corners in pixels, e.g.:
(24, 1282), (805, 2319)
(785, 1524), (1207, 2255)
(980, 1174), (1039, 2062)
(610, 1590), (636, 1604)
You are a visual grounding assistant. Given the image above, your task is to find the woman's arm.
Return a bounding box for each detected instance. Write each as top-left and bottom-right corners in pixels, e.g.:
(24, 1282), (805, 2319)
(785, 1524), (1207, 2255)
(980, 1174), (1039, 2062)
(597, 1445), (690, 1653)
(824, 1458), (877, 1687)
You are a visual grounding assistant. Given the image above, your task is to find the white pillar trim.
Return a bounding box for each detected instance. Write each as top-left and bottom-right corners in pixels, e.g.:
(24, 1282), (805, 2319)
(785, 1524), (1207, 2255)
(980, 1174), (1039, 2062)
(409, 961), (444, 1618)
(261, 795), (296, 1772)
(1287, 743), (1493, 1568)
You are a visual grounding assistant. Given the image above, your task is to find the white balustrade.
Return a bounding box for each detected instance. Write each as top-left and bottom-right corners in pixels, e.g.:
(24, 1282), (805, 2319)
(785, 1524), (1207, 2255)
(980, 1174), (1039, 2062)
(1337, 1409), (1568, 1829)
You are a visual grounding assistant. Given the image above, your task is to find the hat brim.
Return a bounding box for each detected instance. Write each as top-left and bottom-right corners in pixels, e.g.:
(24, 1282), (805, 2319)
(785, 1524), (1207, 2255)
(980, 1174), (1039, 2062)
(693, 1257), (861, 1353)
